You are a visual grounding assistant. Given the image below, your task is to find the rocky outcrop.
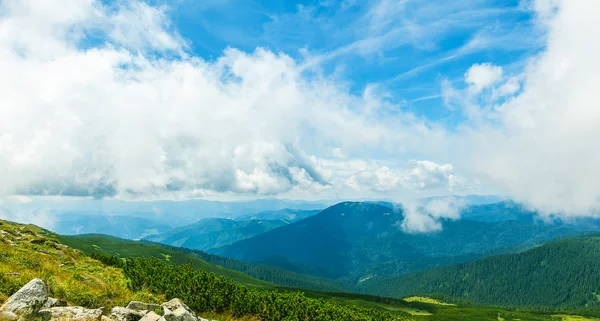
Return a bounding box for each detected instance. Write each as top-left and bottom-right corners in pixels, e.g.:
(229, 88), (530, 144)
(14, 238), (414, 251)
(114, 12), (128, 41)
(109, 307), (145, 321)
(0, 278), (48, 318)
(39, 306), (104, 321)
(1, 279), (214, 321)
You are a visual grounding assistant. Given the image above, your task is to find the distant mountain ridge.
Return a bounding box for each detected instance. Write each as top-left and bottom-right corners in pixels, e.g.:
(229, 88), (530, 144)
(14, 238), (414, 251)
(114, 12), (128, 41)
(52, 214), (172, 240)
(214, 202), (578, 280)
(143, 217), (289, 251)
(234, 208), (321, 222)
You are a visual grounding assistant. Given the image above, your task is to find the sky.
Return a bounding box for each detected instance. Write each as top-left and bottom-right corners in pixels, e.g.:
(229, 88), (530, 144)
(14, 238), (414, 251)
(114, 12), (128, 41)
(1, 0), (600, 225)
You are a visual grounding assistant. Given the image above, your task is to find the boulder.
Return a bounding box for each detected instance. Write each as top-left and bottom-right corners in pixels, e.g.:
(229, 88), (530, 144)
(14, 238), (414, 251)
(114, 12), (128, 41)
(160, 299), (193, 316)
(42, 298), (67, 309)
(39, 306), (103, 321)
(160, 299), (197, 321)
(139, 312), (161, 321)
(109, 307), (145, 321)
(125, 302), (162, 314)
(0, 278), (48, 317)
(161, 308), (197, 321)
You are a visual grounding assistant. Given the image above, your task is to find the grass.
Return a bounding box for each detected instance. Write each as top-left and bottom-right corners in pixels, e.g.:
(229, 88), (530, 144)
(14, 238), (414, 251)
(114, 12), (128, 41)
(403, 296), (457, 306)
(552, 316), (600, 321)
(0, 220), (163, 310)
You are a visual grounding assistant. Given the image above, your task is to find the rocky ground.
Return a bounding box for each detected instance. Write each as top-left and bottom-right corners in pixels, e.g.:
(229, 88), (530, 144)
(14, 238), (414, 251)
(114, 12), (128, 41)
(0, 278), (214, 321)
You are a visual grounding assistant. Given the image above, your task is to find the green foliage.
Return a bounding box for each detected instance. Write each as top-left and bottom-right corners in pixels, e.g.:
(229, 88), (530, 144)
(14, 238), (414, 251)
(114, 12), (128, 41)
(148, 242), (349, 292)
(121, 257), (411, 321)
(363, 236), (600, 310)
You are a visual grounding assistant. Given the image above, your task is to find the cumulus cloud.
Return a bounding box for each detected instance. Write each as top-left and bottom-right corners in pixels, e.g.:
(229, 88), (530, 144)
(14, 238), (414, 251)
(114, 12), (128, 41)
(464, 63), (504, 93)
(0, 0), (452, 200)
(341, 160), (471, 197)
(399, 197), (465, 233)
(453, 0), (600, 218)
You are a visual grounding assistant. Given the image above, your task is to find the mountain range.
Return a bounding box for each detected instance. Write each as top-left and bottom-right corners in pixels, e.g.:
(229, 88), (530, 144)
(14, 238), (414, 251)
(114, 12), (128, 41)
(212, 202), (577, 281)
(143, 218), (289, 251)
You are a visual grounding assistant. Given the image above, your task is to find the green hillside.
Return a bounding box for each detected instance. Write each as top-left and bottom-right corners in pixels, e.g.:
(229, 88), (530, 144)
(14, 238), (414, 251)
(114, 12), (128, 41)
(362, 236), (600, 310)
(58, 233), (348, 292)
(57, 234), (274, 289)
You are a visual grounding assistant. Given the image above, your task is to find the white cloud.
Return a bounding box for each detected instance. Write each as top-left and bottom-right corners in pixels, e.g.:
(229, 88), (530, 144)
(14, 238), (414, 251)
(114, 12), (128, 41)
(0, 0), (452, 201)
(464, 63), (504, 93)
(0, 205), (55, 230)
(399, 196), (465, 233)
(342, 160), (472, 197)
(492, 76), (521, 99)
(453, 0), (600, 218)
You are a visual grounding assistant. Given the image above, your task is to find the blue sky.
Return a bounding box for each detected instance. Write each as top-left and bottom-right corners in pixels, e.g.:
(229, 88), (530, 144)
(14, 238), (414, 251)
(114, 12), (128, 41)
(152, 0), (542, 124)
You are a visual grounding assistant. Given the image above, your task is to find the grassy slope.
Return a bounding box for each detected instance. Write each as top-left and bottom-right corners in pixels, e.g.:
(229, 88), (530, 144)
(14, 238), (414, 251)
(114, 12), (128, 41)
(0, 220), (163, 309)
(57, 234), (274, 289)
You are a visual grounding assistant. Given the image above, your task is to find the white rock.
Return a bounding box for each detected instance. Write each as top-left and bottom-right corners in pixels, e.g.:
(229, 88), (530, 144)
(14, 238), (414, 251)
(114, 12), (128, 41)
(162, 307), (197, 321)
(139, 311), (161, 321)
(39, 306), (103, 321)
(0, 278), (48, 317)
(110, 307), (145, 321)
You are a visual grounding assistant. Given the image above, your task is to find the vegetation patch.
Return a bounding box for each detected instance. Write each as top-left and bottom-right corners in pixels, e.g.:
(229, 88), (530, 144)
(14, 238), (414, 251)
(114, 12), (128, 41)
(403, 296), (457, 306)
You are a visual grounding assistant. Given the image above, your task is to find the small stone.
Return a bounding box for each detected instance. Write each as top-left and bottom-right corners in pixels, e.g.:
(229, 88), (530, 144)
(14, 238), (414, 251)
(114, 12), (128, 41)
(29, 238), (46, 245)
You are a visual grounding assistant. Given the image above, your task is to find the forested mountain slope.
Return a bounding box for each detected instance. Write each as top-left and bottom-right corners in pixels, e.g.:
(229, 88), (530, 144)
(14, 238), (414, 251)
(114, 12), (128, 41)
(361, 235), (600, 310)
(215, 202), (577, 279)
